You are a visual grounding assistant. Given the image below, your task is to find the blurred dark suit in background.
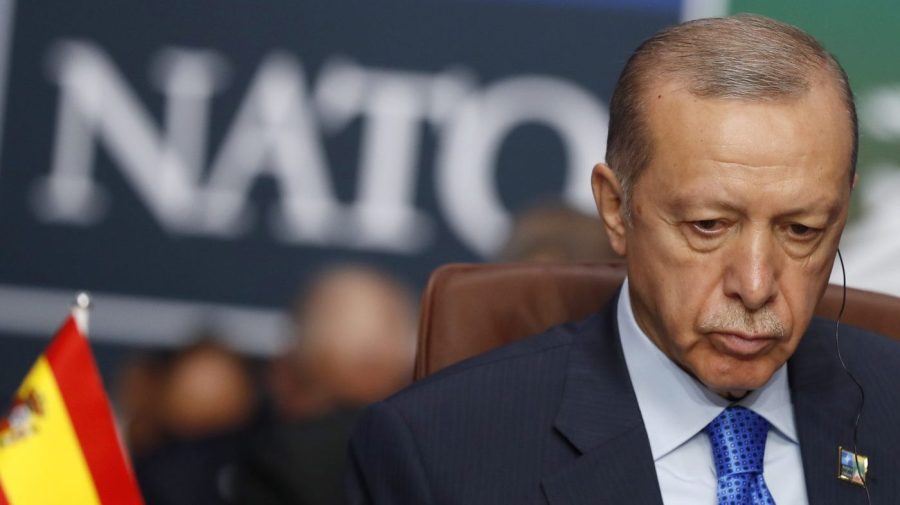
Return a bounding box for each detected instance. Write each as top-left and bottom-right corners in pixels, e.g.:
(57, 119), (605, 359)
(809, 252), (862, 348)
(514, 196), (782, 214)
(236, 265), (417, 505)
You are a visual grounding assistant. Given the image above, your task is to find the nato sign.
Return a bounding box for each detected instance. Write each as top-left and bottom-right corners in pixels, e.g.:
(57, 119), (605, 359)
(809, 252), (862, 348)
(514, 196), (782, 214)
(0, 0), (703, 358)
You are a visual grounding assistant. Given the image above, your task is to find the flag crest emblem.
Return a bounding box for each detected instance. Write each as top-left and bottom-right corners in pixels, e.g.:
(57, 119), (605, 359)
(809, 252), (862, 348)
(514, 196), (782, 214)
(0, 390), (43, 447)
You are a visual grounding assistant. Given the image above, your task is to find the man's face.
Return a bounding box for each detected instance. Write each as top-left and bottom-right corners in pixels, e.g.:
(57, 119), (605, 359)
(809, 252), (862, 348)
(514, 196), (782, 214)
(595, 77), (854, 397)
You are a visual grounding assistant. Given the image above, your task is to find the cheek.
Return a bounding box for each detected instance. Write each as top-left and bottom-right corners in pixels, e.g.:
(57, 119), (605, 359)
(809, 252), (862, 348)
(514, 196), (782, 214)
(779, 262), (831, 335)
(641, 250), (724, 327)
(627, 238), (724, 347)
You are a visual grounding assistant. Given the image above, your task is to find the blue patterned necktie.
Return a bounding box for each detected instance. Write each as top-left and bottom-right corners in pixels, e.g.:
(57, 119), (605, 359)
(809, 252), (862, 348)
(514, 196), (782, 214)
(705, 406), (777, 505)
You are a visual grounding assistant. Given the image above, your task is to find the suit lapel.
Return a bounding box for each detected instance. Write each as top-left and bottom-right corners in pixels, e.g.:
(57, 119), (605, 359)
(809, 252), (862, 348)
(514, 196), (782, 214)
(540, 302), (876, 505)
(789, 323), (871, 505)
(542, 294), (663, 505)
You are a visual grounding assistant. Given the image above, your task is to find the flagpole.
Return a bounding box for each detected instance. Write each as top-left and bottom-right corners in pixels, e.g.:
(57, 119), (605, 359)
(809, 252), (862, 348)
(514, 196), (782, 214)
(72, 291), (91, 337)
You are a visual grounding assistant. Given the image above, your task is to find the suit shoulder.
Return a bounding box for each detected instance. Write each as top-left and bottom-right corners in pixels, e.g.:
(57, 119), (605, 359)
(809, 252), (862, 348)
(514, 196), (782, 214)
(347, 314), (605, 504)
(807, 316), (900, 362)
(807, 316), (900, 394)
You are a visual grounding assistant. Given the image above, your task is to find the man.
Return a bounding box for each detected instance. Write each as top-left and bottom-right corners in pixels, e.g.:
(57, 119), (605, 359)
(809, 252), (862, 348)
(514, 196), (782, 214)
(345, 14), (900, 504)
(134, 340), (256, 505)
(238, 265), (416, 505)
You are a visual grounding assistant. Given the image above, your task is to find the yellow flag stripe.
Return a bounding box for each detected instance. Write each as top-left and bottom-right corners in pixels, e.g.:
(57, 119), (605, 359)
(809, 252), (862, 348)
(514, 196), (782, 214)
(0, 357), (101, 505)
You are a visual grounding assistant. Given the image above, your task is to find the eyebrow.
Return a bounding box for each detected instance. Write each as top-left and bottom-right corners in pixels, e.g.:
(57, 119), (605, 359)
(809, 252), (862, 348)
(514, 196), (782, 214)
(771, 201), (844, 220)
(664, 196), (741, 215)
(664, 195), (843, 220)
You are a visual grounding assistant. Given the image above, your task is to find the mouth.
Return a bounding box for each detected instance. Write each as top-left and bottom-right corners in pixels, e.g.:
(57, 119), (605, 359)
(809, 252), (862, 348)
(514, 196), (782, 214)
(708, 331), (778, 359)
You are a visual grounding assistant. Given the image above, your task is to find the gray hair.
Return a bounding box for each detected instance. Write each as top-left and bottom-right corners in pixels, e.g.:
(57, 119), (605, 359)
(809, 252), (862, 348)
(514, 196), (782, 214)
(606, 14), (858, 214)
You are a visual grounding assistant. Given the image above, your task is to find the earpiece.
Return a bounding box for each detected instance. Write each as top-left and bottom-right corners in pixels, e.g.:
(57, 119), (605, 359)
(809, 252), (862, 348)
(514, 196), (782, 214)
(834, 249), (871, 504)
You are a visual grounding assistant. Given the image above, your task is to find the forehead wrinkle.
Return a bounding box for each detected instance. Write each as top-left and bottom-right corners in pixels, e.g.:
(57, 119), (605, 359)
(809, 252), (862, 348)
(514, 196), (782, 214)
(661, 186), (745, 216)
(661, 174), (844, 224)
(697, 132), (812, 171)
(709, 159), (847, 203)
(705, 160), (811, 187)
(659, 163), (840, 215)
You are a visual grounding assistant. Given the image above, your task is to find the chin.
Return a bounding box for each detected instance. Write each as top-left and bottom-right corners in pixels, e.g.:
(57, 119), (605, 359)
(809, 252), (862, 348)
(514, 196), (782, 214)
(697, 362), (776, 397)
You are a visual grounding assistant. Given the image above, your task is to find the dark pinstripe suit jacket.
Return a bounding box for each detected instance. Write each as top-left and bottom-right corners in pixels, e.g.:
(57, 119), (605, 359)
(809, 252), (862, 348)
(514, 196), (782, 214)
(345, 296), (900, 504)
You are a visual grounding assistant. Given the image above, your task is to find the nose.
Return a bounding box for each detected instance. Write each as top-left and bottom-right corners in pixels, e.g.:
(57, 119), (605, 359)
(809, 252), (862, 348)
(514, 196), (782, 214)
(723, 227), (779, 311)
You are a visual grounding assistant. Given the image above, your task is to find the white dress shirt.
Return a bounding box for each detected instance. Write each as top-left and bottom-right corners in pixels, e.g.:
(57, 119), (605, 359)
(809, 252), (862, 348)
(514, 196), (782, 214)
(617, 278), (810, 505)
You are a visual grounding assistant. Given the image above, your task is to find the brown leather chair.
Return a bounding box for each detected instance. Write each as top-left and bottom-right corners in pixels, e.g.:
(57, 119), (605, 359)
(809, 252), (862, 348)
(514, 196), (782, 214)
(414, 261), (900, 380)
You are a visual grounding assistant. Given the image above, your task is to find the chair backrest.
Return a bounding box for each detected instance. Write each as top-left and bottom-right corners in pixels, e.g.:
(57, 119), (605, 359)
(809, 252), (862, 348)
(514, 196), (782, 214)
(414, 261), (900, 380)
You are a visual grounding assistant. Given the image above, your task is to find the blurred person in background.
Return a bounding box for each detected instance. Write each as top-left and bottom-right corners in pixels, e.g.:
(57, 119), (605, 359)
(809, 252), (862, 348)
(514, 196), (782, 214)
(236, 264), (417, 505)
(123, 338), (258, 505)
(498, 200), (617, 263)
(116, 351), (170, 460)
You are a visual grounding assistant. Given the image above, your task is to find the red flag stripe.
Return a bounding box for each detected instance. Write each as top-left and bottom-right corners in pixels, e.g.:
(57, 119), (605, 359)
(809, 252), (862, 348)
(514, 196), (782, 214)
(0, 479), (9, 505)
(46, 318), (143, 505)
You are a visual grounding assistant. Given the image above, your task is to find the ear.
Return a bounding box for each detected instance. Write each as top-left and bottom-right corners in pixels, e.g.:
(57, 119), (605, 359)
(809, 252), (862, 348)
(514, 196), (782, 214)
(591, 163), (628, 256)
(852, 172), (859, 190)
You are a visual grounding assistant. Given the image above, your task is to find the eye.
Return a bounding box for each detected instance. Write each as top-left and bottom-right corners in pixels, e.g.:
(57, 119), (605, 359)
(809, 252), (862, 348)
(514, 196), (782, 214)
(691, 219), (726, 235)
(787, 223), (821, 240)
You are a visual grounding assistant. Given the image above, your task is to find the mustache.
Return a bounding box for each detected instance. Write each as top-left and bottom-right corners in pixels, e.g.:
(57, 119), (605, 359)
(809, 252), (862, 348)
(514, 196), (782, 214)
(698, 305), (785, 338)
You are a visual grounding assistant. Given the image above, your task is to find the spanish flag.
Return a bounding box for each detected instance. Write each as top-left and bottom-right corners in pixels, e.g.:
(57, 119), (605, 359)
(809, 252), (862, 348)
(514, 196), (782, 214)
(0, 297), (144, 504)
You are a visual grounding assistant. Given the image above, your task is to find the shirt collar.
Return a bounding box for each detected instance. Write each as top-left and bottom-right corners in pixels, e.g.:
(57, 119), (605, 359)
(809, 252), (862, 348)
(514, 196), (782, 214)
(616, 278), (798, 461)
